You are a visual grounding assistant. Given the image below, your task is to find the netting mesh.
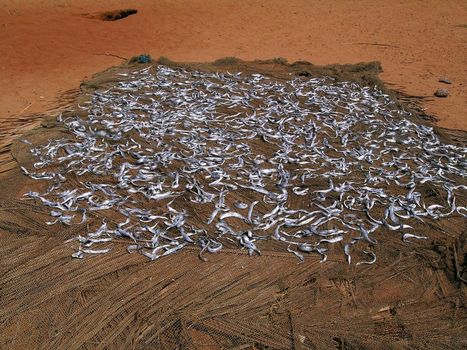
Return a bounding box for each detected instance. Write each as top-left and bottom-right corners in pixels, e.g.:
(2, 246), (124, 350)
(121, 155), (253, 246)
(18, 64), (466, 267)
(1, 61), (465, 350)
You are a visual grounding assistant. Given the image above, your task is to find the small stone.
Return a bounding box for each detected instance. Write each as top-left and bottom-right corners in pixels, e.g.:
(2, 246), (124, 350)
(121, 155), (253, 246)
(434, 88), (449, 97)
(439, 77), (452, 84)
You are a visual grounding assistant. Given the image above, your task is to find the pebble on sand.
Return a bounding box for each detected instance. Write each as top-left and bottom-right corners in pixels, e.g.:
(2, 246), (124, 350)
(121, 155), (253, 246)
(438, 77), (452, 84)
(434, 89), (449, 98)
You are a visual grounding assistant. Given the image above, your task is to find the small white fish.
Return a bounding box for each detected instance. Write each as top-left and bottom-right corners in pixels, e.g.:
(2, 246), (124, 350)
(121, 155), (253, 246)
(402, 233), (428, 243)
(234, 202), (248, 209)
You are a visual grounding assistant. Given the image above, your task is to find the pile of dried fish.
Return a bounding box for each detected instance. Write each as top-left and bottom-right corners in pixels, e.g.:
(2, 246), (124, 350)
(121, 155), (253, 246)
(21, 65), (466, 264)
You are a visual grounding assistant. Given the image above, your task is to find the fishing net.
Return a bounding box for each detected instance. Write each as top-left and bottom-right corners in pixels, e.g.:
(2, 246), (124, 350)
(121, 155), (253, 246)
(19, 63), (466, 267)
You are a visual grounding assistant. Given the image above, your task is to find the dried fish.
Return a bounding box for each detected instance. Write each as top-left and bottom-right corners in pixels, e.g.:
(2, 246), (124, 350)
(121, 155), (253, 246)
(20, 64), (466, 263)
(402, 233), (428, 243)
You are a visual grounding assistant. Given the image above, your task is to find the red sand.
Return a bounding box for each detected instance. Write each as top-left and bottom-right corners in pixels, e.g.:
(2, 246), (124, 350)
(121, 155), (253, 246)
(0, 0), (466, 129)
(1, 2), (467, 348)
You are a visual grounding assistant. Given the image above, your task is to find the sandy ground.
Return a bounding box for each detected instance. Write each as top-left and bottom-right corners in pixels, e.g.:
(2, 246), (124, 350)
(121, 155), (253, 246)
(0, 0), (466, 130)
(0, 1), (466, 349)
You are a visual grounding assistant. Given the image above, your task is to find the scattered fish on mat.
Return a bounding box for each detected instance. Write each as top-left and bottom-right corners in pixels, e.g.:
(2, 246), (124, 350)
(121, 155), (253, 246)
(21, 65), (467, 263)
